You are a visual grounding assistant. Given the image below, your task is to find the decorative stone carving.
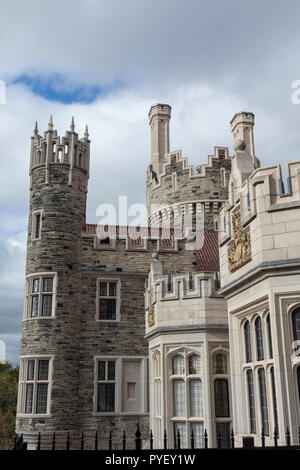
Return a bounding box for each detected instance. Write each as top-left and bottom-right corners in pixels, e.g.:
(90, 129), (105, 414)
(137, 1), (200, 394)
(148, 304), (155, 327)
(228, 209), (252, 272)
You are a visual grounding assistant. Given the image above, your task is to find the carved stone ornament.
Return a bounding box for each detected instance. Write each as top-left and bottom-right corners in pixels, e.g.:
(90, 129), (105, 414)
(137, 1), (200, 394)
(228, 208), (252, 272)
(148, 304), (155, 327)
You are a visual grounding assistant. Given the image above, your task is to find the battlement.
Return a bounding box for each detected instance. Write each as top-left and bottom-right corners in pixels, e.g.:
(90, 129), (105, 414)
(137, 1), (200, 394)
(218, 160), (300, 291)
(146, 146), (231, 229)
(30, 116), (90, 185)
(145, 269), (226, 335)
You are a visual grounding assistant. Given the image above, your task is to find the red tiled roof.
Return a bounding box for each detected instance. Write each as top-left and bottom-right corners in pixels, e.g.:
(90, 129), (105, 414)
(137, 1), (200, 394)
(195, 231), (219, 273)
(84, 224), (219, 272)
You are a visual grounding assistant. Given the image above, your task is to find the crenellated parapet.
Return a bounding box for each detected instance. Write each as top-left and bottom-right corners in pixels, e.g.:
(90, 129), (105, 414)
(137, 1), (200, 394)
(219, 160), (300, 292)
(30, 116), (90, 187)
(145, 256), (227, 336)
(146, 145), (232, 230)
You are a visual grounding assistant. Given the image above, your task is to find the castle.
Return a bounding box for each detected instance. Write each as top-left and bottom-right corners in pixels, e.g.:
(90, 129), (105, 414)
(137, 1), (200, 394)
(16, 104), (300, 449)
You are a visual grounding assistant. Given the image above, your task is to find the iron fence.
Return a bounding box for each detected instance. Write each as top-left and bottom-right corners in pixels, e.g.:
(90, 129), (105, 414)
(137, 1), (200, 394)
(13, 424), (300, 451)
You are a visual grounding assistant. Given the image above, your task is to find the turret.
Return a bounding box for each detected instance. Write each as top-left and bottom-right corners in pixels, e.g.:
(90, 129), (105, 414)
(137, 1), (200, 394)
(16, 117), (90, 448)
(149, 104), (171, 176)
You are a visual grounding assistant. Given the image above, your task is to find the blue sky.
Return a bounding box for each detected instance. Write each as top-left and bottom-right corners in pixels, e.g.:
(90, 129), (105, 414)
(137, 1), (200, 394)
(1, 0), (300, 364)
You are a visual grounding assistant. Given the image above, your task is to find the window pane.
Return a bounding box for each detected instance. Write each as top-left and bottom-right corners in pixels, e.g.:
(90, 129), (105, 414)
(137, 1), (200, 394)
(214, 379), (229, 417)
(216, 422), (230, 448)
(293, 309), (300, 341)
(97, 383), (115, 412)
(191, 423), (204, 449)
(35, 213), (41, 238)
(107, 361), (115, 380)
(258, 368), (269, 436)
(25, 383), (34, 413)
(109, 283), (116, 297)
(98, 361), (105, 380)
(43, 278), (53, 292)
(214, 354), (227, 374)
(38, 360), (49, 380)
(267, 315), (273, 359)
(100, 283), (107, 296)
(247, 369), (256, 433)
(32, 279), (40, 293)
(255, 317), (264, 361)
(173, 379), (185, 416)
(27, 360), (35, 380)
(99, 299), (116, 320)
(190, 379), (203, 417)
(31, 296), (39, 317)
(42, 295), (52, 316)
(270, 367), (278, 433)
(244, 321), (252, 363)
(188, 354), (201, 374)
(172, 355), (184, 375)
(36, 383), (48, 413)
(174, 422), (187, 448)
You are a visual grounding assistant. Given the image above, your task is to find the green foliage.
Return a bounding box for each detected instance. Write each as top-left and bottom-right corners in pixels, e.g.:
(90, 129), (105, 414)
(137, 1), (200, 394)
(0, 362), (19, 449)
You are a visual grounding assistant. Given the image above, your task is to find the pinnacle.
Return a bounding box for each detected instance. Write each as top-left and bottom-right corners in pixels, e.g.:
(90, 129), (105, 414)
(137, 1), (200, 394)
(70, 116), (75, 132)
(84, 124), (89, 139)
(48, 114), (53, 131)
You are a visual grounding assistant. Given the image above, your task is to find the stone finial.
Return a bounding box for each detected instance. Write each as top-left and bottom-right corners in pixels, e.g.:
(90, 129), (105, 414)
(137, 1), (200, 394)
(70, 116), (75, 132)
(84, 124), (89, 140)
(48, 115), (53, 131)
(33, 121), (39, 136)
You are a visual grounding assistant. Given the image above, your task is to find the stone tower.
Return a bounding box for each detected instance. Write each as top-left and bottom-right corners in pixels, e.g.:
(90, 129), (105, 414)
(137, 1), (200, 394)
(16, 117), (90, 448)
(146, 104), (232, 232)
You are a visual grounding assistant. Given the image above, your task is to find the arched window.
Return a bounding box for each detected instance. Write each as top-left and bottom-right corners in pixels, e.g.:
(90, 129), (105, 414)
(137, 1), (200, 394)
(255, 317), (264, 361)
(246, 369), (256, 433)
(266, 315), (273, 359)
(258, 368), (269, 436)
(244, 321), (252, 363)
(213, 354), (227, 374)
(189, 379), (203, 417)
(214, 379), (229, 417)
(172, 355), (184, 375)
(188, 354), (201, 374)
(173, 379), (185, 416)
(292, 308), (300, 341)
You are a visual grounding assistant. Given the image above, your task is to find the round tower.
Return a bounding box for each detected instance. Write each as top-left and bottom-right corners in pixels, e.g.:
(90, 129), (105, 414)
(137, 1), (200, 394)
(16, 116), (90, 449)
(146, 104), (232, 232)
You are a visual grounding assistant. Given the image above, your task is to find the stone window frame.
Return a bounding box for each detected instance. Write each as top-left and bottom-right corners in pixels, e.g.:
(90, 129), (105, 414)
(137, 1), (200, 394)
(17, 355), (53, 417)
(167, 347), (204, 448)
(93, 356), (148, 416)
(31, 210), (43, 241)
(23, 272), (57, 320)
(95, 278), (121, 322)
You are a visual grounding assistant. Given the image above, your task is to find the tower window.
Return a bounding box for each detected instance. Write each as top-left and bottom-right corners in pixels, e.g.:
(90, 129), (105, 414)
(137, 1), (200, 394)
(266, 314), (273, 359)
(172, 355), (184, 375)
(244, 321), (252, 363)
(32, 211), (42, 240)
(97, 279), (121, 321)
(213, 354), (227, 374)
(255, 317), (264, 361)
(18, 358), (51, 415)
(246, 369), (256, 433)
(24, 274), (56, 319)
(258, 367), (269, 436)
(214, 379), (230, 417)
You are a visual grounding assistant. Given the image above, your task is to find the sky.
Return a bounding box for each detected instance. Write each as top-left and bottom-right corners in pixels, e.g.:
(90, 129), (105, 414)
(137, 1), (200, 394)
(1, 0), (300, 364)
